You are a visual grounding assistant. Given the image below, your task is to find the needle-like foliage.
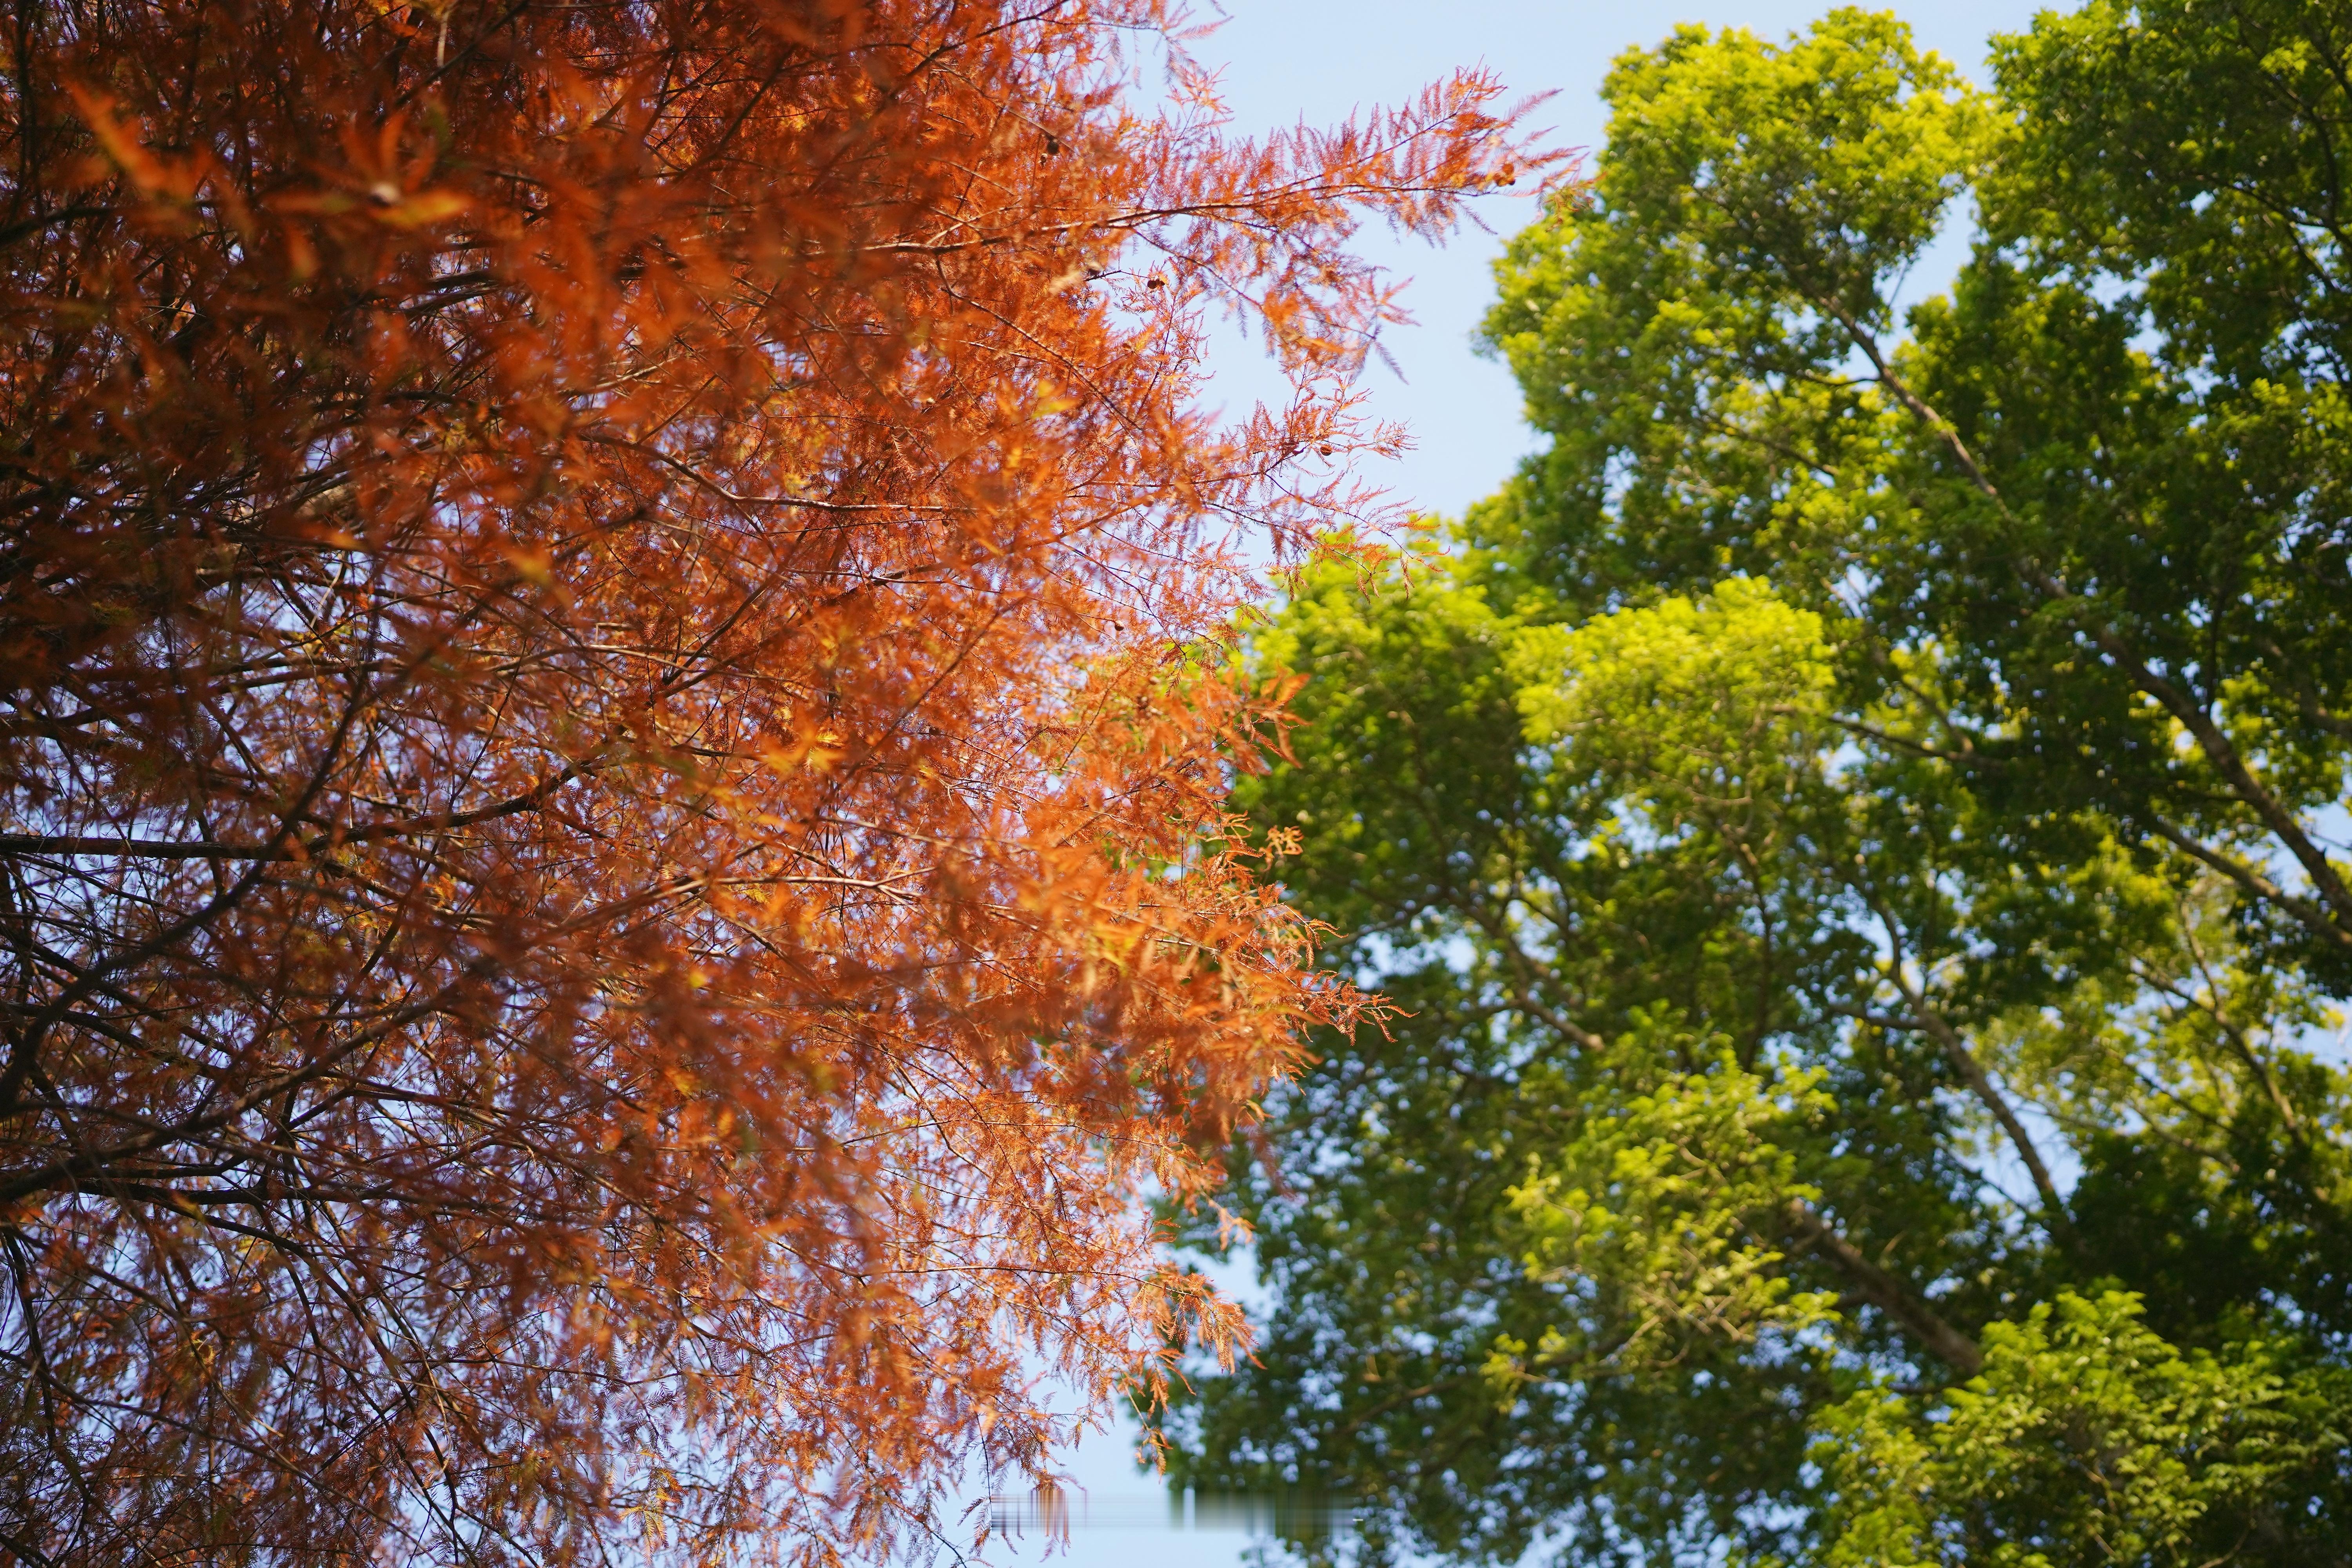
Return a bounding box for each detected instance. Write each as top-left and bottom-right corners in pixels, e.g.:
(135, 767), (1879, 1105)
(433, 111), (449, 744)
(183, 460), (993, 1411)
(0, 3), (1562, 1562)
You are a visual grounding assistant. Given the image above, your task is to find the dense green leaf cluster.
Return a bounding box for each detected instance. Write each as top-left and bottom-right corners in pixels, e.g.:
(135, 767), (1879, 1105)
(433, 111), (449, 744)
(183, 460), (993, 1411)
(1154, 5), (2352, 1564)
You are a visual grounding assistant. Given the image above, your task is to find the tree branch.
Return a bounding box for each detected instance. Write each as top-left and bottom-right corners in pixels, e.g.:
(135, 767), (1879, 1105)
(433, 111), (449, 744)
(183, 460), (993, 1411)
(1782, 1200), (1980, 1377)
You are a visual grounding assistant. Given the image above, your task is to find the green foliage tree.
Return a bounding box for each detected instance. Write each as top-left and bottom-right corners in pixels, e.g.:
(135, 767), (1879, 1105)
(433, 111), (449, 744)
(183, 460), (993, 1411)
(1154, 5), (2352, 1564)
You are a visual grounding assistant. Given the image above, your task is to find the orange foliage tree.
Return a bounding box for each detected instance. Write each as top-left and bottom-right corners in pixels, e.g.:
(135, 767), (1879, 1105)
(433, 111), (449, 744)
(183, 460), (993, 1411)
(0, 0), (1558, 1561)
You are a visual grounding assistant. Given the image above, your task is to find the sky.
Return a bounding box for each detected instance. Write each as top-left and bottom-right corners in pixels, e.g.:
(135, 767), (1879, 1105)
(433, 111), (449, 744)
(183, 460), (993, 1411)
(971, 2), (2045, 1564)
(1187, 0), (2052, 526)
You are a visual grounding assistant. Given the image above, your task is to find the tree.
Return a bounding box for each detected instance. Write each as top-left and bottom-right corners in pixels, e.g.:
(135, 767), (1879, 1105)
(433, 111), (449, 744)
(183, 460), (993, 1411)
(1158, 5), (2352, 1564)
(0, 2), (1559, 1561)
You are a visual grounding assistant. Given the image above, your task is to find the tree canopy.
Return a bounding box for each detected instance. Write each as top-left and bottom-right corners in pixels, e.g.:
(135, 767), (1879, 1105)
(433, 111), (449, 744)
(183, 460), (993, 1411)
(0, 2), (1559, 1562)
(1159, 5), (2352, 1564)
